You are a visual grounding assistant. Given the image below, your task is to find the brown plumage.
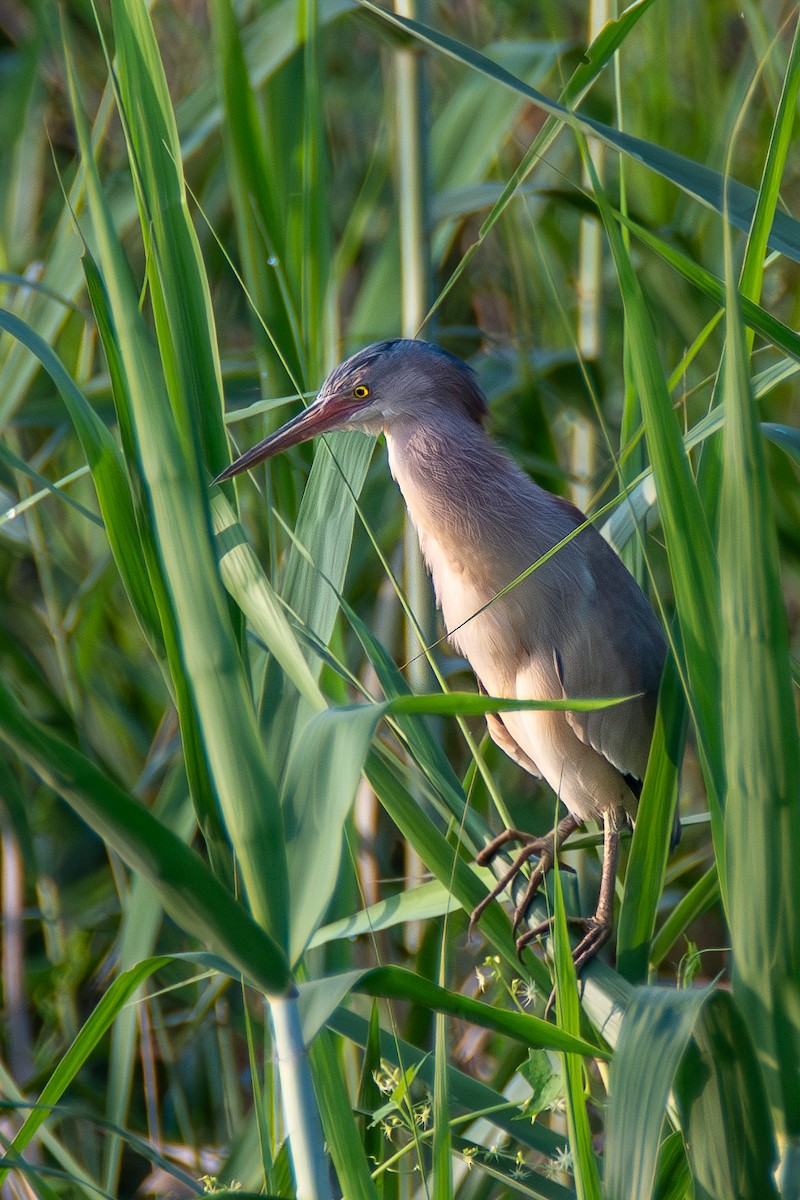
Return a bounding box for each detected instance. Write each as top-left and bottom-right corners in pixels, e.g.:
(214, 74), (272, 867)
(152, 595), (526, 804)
(215, 339), (671, 975)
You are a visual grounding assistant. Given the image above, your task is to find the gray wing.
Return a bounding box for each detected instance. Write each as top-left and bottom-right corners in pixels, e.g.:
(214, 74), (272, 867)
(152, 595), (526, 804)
(550, 516), (666, 782)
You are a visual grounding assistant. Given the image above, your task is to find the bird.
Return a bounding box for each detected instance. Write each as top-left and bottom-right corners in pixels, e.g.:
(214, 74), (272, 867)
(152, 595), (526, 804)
(214, 338), (672, 977)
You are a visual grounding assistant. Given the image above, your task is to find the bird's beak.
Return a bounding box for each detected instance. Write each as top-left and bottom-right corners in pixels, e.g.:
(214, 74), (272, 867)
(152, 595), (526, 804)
(212, 391), (365, 485)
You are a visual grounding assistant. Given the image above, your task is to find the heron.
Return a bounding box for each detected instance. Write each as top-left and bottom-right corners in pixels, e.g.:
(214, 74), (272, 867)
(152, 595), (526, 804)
(215, 339), (672, 975)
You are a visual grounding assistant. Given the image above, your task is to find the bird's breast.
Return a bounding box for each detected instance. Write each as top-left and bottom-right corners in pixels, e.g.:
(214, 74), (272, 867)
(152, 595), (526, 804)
(385, 424), (580, 688)
(415, 525), (538, 694)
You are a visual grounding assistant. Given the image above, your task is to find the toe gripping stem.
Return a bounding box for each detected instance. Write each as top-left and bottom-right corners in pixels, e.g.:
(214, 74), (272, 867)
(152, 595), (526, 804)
(471, 812), (621, 974)
(469, 814), (580, 941)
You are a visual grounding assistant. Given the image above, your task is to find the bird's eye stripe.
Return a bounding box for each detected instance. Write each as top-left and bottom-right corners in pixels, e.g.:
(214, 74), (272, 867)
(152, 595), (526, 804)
(354, 384), (369, 398)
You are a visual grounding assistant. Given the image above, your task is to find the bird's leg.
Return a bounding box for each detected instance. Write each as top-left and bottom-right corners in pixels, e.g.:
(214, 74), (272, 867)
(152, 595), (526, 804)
(469, 814), (580, 939)
(569, 814), (620, 972)
(516, 810), (621, 970)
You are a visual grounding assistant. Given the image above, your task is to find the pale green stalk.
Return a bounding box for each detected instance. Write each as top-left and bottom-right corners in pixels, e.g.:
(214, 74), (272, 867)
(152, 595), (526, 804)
(270, 995), (334, 1200)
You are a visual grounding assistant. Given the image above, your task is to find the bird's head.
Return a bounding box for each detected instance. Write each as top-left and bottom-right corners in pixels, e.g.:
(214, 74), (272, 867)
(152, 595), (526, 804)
(213, 339), (487, 483)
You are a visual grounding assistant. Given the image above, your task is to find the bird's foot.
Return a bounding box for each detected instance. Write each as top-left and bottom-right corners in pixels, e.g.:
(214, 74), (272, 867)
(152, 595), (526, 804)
(516, 912), (612, 971)
(469, 815), (580, 941)
(517, 913), (613, 1020)
(469, 828), (560, 940)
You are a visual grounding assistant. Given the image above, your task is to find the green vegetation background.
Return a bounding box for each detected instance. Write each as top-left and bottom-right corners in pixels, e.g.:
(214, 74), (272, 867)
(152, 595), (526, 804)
(0, 1), (799, 1197)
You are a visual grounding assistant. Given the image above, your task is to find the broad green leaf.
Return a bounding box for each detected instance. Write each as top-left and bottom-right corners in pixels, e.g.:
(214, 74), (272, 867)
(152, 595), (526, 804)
(299, 966), (606, 1058)
(83, 249), (234, 883)
(210, 490), (324, 712)
(283, 702), (380, 964)
(607, 987), (776, 1200)
(606, 986), (706, 1200)
(310, 878), (457, 947)
(259, 430), (375, 770)
(284, 690), (616, 963)
(675, 994), (778, 1200)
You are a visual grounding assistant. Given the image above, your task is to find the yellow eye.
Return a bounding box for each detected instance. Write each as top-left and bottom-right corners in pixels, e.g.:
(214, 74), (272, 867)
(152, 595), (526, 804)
(354, 384), (369, 399)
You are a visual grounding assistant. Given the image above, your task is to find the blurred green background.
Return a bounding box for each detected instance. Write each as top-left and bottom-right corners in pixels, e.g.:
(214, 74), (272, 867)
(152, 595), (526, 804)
(0, 0), (799, 1197)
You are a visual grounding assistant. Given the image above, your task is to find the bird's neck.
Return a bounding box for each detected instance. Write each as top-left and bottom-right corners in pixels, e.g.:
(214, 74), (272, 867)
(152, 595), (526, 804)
(384, 417), (532, 580)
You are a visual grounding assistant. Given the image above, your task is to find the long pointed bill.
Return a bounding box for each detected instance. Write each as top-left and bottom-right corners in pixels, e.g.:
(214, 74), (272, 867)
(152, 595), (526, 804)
(212, 393), (366, 485)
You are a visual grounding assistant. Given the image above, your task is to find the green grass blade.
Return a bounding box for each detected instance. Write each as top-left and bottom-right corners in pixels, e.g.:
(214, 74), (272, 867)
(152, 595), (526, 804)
(432, 985), (452, 1200)
(649, 867), (719, 971)
(207, 0), (304, 388)
(551, 857), (602, 1200)
(298, 0), (330, 372)
(365, 749), (552, 992)
(604, 987), (709, 1200)
(66, 36), (290, 945)
(0, 306), (163, 656)
(211, 490), (324, 711)
(303, 965), (606, 1058)
(282, 703), (382, 964)
(108, 0), (230, 478)
(326, 1006), (572, 1165)
(102, 781), (195, 1195)
(0, 677), (290, 995)
(616, 650), (687, 981)
(591, 155), (725, 876)
(737, 17), (800, 323)
(308, 1028), (380, 1200)
(357, 1), (800, 261)
(0, 957), (174, 1186)
(719, 213), (800, 1131)
(259, 430), (374, 768)
(618, 211), (800, 363)
(311, 879), (457, 947)
(83, 248), (234, 880)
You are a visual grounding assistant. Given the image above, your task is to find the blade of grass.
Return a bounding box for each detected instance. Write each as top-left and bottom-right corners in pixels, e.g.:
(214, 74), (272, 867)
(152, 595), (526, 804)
(66, 31), (290, 946)
(208, 0), (305, 389)
(107, 0), (231, 478)
(616, 648), (687, 981)
(551, 851), (602, 1200)
(0, 678), (290, 994)
(589, 151), (725, 888)
(356, 1), (800, 263)
(0, 306), (163, 658)
(606, 987), (777, 1200)
(719, 189), (800, 1133)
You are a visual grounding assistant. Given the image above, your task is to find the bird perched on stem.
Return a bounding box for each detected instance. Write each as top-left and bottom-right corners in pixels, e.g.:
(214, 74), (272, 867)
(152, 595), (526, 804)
(215, 339), (671, 976)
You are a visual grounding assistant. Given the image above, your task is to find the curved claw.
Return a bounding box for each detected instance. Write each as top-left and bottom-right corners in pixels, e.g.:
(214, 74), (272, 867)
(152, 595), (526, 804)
(470, 832), (557, 939)
(475, 827), (539, 866)
(469, 815), (580, 940)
